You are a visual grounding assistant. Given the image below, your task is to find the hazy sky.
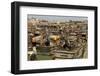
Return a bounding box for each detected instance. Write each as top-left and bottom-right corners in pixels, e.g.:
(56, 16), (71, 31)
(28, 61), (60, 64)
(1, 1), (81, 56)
(28, 14), (88, 22)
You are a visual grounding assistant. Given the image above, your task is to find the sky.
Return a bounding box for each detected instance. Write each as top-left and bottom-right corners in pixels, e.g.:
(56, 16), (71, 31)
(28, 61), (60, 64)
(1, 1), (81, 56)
(28, 14), (88, 22)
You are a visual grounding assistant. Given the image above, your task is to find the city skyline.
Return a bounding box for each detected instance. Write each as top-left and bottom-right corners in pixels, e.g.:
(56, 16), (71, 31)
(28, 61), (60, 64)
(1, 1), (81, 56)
(28, 14), (88, 22)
